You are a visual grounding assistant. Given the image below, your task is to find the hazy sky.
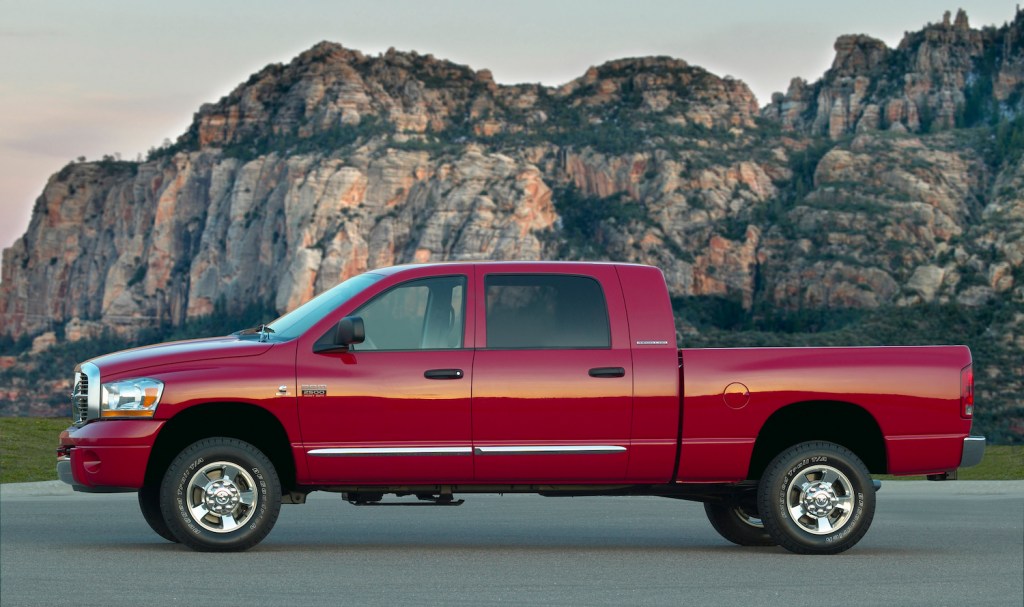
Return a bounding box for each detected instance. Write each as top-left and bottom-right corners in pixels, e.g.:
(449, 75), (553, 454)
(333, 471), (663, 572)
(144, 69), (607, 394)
(0, 0), (1017, 255)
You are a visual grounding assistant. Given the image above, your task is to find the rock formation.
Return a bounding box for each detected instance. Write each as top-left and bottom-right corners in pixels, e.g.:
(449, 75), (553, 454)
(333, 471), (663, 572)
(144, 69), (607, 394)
(1, 9), (1022, 440)
(1, 46), (766, 338)
(764, 8), (1024, 138)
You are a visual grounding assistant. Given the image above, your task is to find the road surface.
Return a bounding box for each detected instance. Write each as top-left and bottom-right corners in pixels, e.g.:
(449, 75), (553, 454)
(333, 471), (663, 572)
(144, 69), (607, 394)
(1, 481), (1021, 606)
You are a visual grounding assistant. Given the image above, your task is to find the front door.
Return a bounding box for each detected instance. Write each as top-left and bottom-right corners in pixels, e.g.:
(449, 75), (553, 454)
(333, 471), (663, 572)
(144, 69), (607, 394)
(296, 273), (474, 484)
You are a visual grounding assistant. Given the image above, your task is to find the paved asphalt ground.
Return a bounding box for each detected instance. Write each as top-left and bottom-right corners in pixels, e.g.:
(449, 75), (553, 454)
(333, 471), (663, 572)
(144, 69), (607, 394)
(1, 481), (1022, 606)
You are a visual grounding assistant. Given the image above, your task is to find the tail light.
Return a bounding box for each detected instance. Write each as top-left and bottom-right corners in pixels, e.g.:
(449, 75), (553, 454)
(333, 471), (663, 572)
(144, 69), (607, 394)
(960, 365), (974, 418)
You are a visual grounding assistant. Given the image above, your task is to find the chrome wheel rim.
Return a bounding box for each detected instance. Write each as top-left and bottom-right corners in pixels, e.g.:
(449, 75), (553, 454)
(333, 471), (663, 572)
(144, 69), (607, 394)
(185, 461), (258, 533)
(785, 465), (855, 535)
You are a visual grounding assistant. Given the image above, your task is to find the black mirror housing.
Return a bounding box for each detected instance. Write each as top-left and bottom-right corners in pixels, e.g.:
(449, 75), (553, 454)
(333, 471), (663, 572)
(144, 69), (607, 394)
(313, 316), (365, 354)
(335, 316), (365, 346)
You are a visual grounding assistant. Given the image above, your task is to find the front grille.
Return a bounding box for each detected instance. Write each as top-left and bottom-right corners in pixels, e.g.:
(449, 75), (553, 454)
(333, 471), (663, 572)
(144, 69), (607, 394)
(72, 372), (88, 424)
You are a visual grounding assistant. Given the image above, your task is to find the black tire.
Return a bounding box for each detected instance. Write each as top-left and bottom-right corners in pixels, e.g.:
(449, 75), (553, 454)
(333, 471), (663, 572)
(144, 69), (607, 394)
(159, 438), (281, 552)
(704, 501), (775, 547)
(757, 441), (875, 555)
(138, 484), (179, 543)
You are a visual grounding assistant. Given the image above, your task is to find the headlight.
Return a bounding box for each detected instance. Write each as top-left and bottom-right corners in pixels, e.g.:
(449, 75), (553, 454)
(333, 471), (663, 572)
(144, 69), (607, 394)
(100, 378), (164, 418)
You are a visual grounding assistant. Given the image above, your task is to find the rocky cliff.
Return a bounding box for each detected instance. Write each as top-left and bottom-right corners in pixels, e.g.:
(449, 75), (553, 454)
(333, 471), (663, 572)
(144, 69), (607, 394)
(2, 9), (1022, 441)
(0, 46), (765, 338)
(764, 9), (1024, 138)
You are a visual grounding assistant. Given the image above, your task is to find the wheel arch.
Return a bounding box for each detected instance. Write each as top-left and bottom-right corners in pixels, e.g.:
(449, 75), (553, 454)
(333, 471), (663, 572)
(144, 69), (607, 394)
(748, 400), (887, 479)
(145, 402), (296, 492)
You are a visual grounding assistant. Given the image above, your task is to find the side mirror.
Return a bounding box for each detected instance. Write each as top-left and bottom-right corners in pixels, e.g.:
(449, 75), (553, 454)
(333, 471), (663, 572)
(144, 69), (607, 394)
(313, 316), (364, 353)
(335, 316), (365, 347)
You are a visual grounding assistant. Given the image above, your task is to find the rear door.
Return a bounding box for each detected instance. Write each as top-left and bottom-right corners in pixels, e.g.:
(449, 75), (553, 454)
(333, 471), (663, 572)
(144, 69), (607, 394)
(471, 265), (633, 483)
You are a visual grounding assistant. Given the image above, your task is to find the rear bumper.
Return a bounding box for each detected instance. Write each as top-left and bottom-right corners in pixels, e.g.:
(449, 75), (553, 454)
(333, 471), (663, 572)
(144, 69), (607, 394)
(959, 436), (986, 468)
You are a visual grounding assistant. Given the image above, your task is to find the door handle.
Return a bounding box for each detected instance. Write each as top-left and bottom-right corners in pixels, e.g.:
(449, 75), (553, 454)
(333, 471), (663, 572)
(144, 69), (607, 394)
(589, 367), (625, 378)
(424, 368), (464, 380)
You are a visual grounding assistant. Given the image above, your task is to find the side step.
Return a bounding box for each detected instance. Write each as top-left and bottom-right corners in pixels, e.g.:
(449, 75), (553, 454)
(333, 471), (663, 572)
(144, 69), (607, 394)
(344, 491), (464, 506)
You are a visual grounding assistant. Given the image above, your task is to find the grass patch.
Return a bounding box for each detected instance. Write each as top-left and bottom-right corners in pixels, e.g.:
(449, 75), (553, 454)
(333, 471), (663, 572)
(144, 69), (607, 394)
(0, 417), (71, 483)
(878, 445), (1024, 481)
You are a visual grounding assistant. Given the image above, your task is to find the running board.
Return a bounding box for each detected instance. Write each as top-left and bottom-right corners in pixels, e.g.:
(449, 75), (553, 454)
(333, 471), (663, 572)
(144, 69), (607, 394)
(344, 492), (464, 506)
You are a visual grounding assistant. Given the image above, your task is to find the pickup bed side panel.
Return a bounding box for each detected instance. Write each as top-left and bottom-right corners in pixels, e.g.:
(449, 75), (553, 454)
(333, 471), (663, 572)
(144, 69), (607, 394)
(615, 265), (681, 483)
(676, 346), (973, 482)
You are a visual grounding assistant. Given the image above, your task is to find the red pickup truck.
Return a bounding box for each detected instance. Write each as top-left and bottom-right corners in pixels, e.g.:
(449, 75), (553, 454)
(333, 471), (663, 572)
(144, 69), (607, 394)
(57, 261), (984, 554)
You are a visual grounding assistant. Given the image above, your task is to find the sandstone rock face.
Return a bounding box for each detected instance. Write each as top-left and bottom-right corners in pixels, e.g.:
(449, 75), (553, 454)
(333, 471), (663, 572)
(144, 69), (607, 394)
(190, 46), (760, 153)
(907, 265), (945, 302)
(831, 35), (891, 77)
(65, 317), (105, 342)
(30, 332), (56, 354)
(763, 9), (1024, 138)
(0, 44), (767, 338)
(0, 147), (566, 337)
(753, 132), (989, 310)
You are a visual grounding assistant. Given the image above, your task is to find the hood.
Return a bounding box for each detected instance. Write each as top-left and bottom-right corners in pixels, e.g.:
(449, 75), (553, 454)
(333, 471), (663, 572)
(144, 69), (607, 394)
(88, 336), (274, 378)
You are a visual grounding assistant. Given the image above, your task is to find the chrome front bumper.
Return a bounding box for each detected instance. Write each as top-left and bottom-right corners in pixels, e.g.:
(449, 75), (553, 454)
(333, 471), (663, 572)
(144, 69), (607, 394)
(57, 456), (75, 485)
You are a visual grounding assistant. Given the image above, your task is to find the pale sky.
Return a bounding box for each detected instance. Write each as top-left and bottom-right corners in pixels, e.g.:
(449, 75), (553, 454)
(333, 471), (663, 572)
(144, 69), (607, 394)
(0, 0), (1016, 255)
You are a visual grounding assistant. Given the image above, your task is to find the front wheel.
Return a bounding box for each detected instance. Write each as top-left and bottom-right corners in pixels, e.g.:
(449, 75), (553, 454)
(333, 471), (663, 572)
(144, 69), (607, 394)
(159, 438), (281, 552)
(757, 441), (875, 555)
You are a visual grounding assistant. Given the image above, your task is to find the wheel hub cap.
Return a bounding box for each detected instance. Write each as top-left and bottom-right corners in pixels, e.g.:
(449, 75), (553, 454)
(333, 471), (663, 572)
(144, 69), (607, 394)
(203, 480), (241, 515)
(803, 482), (839, 517)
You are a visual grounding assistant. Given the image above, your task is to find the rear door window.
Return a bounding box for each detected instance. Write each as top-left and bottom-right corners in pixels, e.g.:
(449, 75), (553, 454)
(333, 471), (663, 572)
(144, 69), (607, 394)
(485, 274), (610, 349)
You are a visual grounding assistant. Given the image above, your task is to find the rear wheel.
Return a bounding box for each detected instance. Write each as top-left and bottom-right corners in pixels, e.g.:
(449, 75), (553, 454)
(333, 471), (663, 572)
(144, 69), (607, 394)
(138, 484), (179, 543)
(704, 501), (775, 546)
(159, 437), (281, 552)
(757, 441), (875, 555)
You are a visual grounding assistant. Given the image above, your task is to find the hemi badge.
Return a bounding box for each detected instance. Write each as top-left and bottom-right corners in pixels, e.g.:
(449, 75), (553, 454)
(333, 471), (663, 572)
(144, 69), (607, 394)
(301, 384), (328, 397)
(635, 340), (669, 345)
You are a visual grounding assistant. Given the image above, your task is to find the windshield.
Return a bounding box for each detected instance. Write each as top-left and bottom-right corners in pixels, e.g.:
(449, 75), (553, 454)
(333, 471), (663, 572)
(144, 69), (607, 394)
(265, 273), (384, 340)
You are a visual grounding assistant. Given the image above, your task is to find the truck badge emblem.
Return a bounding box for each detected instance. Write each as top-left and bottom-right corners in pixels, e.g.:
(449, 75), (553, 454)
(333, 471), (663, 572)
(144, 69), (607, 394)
(301, 384), (328, 397)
